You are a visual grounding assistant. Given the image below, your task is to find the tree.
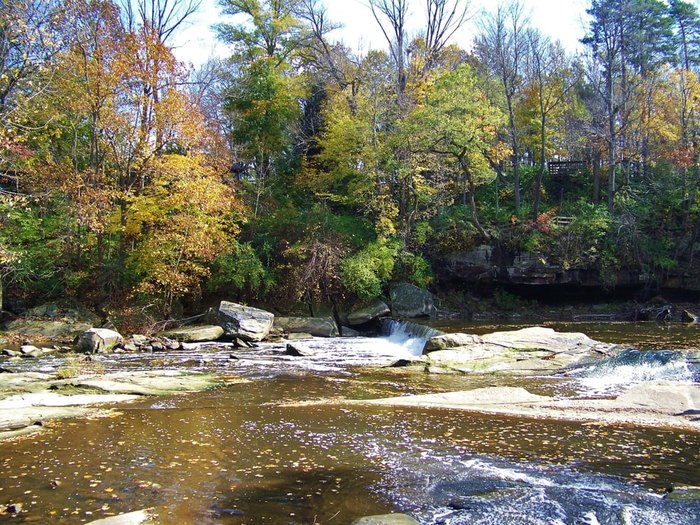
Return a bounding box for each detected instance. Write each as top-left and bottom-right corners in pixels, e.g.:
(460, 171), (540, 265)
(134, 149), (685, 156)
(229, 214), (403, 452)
(217, 0), (307, 216)
(402, 64), (506, 238)
(670, 0), (700, 71)
(524, 29), (578, 218)
(126, 154), (240, 314)
(584, 0), (675, 212)
(475, 0), (529, 214)
(369, 0), (409, 108)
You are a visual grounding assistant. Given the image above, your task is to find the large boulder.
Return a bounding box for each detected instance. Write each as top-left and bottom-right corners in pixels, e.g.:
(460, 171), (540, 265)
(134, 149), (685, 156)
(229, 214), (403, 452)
(161, 325), (224, 342)
(218, 301), (274, 342)
(274, 316), (339, 337)
(346, 299), (390, 326)
(390, 283), (436, 318)
(76, 328), (123, 354)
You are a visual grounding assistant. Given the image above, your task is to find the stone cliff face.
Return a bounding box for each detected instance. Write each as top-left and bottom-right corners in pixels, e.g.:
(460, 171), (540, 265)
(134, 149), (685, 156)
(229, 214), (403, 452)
(436, 245), (700, 294)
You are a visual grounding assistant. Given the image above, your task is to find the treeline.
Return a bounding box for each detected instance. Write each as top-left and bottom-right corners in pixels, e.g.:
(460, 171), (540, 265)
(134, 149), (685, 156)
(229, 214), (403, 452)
(1, 0), (699, 322)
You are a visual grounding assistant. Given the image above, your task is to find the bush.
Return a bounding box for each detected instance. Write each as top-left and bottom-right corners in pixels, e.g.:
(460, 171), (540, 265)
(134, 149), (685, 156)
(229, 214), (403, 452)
(395, 250), (433, 288)
(340, 240), (398, 298)
(208, 242), (272, 297)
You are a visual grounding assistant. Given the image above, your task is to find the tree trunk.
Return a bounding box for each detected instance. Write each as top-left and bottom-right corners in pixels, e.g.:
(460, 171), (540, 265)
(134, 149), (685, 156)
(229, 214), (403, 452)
(532, 112), (546, 219)
(606, 68), (616, 214)
(466, 172), (489, 240)
(506, 93), (521, 213)
(593, 152), (601, 204)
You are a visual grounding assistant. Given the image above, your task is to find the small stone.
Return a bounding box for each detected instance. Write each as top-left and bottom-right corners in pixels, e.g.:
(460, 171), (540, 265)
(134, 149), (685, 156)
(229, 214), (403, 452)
(6, 503), (23, 514)
(285, 343), (316, 357)
(151, 342), (165, 351)
(20, 345), (41, 355)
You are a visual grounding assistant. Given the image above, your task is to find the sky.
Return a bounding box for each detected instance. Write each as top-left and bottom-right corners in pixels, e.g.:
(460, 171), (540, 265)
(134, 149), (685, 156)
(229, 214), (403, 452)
(171, 0), (591, 67)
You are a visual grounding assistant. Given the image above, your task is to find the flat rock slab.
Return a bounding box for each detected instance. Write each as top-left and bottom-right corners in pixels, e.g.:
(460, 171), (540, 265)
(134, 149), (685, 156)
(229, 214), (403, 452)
(0, 392), (139, 409)
(0, 406), (90, 432)
(3, 319), (93, 340)
(356, 382), (700, 431)
(0, 372), (53, 396)
(365, 387), (549, 409)
(0, 370), (219, 440)
(161, 325), (224, 342)
(351, 514), (420, 525)
(86, 509), (157, 525)
(75, 370), (218, 395)
(480, 326), (613, 354)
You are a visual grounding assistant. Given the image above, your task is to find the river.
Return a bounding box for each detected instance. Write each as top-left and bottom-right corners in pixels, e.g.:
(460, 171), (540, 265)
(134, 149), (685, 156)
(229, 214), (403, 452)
(0, 321), (698, 524)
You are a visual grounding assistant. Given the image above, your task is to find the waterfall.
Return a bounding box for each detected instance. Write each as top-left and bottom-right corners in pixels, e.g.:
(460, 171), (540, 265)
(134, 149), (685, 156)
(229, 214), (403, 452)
(380, 319), (444, 356)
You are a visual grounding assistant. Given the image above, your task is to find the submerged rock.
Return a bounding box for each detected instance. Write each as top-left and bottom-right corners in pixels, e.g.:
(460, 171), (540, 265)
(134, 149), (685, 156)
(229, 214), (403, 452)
(218, 301), (274, 342)
(76, 328), (123, 354)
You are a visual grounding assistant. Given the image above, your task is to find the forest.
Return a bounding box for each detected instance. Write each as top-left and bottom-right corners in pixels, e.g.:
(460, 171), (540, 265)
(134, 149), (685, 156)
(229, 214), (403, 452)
(1, 0), (700, 326)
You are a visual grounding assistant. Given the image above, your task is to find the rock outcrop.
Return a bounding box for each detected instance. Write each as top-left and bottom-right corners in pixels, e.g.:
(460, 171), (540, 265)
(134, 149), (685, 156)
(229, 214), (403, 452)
(390, 283), (436, 318)
(218, 301), (274, 342)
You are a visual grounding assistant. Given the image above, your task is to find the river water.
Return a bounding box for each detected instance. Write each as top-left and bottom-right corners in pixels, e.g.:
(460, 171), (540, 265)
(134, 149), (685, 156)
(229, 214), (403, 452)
(0, 322), (699, 524)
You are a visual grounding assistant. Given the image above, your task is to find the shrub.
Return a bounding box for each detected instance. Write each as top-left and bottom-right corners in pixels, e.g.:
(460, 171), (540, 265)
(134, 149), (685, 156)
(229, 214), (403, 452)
(340, 240), (398, 298)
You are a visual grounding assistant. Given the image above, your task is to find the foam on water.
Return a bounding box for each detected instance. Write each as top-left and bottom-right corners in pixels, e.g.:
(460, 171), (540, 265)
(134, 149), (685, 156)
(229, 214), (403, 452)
(570, 348), (696, 395)
(460, 458), (556, 487)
